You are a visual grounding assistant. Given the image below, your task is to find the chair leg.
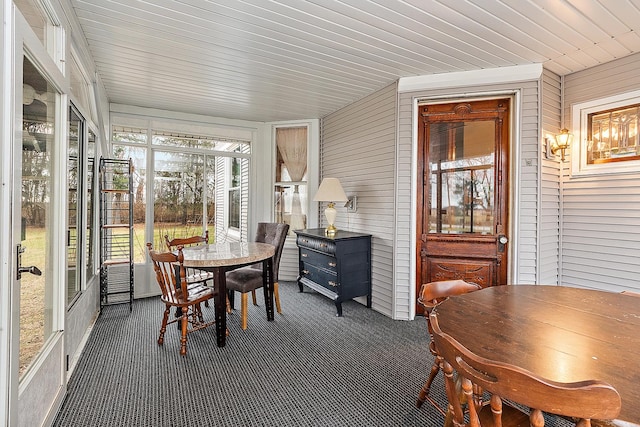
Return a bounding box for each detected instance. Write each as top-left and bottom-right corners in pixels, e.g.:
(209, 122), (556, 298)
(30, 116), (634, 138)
(195, 303), (204, 323)
(416, 359), (441, 408)
(180, 311), (188, 356)
(226, 295), (232, 314)
(240, 293), (248, 330)
(251, 290), (257, 306)
(159, 306), (170, 346)
(274, 281), (282, 314)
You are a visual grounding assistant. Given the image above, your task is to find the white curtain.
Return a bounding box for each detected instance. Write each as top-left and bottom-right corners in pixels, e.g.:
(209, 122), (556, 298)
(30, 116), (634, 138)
(277, 128), (307, 231)
(276, 127), (307, 181)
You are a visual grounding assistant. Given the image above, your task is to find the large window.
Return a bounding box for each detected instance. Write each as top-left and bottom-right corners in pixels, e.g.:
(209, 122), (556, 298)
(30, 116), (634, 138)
(153, 151), (210, 248)
(111, 124), (250, 260)
(67, 106), (97, 305)
(67, 107), (81, 304)
(112, 129), (147, 263)
(20, 57), (57, 376)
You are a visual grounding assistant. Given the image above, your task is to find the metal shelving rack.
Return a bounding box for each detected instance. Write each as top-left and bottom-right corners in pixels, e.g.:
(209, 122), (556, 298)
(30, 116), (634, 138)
(99, 157), (134, 310)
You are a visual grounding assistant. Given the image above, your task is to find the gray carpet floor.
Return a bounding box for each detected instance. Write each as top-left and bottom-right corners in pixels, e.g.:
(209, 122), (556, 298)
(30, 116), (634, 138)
(53, 282), (448, 426)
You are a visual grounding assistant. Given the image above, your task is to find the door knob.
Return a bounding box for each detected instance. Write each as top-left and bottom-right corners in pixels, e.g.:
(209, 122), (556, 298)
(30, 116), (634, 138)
(18, 265), (42, 276)
(16, 244), (43, 280)
(498, 235), (508, 253)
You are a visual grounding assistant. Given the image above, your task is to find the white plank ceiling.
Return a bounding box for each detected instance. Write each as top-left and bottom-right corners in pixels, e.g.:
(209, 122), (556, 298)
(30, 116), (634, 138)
(68, 0), (640, 122)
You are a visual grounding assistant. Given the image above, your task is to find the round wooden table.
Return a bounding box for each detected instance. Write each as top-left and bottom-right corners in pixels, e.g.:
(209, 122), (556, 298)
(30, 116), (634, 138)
(181, 242), (275, 347)
(431, 285), (640, 425)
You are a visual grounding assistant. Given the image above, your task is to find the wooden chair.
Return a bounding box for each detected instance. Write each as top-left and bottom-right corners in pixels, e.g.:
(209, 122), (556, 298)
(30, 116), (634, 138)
(147, 243), (216, 356)
(416, 279), (482, 414)
(429, 312), (622, 427)
(226, 222), (289, 330)
(165, 231), (231, 313)
(165, 231), (213, 288)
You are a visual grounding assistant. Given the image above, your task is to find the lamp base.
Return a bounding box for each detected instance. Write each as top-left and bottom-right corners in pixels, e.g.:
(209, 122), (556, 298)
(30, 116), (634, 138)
(325, 224), (338, 236)
(324, 205), (338, 236)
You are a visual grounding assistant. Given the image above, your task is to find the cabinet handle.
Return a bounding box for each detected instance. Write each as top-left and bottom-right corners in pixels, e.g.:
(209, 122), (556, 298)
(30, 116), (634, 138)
(328, 281), (337, 287)
(328, 262), (336, 267)
(302, 270), (309, 275)
(302, 253), (308, 258)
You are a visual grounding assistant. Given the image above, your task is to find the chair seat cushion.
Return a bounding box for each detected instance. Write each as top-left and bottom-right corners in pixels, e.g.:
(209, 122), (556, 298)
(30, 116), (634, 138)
(226, 267), (264, 293)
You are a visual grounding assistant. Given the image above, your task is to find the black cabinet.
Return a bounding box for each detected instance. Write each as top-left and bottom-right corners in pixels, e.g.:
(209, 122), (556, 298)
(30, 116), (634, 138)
(295, 228), (371, 316)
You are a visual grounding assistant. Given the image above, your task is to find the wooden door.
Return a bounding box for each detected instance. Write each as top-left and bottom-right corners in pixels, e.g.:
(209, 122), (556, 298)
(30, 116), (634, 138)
(416, 99), (510, 314)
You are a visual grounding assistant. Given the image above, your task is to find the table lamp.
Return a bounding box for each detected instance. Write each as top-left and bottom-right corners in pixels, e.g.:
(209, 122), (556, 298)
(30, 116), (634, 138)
(313, 177), (348, 236)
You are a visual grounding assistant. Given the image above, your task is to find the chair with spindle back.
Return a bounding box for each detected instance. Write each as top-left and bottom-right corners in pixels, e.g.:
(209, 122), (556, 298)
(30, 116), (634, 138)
(165, 231), (213, 288)
(147, 243), (216, 356)
(165, 231), (232, 313)
(430, 311), (622, 427)
(416, 279), (482, 414)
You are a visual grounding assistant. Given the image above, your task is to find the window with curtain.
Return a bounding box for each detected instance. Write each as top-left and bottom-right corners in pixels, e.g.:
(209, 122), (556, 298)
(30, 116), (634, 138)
(274, 126), (308, 234)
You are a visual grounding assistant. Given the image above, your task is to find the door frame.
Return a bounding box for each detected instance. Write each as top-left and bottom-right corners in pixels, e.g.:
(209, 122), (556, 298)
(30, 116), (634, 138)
(5, 6), (68, 426)
(0, 1), (13, 424)
(411, 92), (519, 317)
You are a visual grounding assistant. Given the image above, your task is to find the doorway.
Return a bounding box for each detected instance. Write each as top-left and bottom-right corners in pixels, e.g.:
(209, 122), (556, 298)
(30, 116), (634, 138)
(416, 98), (511, 314)
(10, 24), (67, 427)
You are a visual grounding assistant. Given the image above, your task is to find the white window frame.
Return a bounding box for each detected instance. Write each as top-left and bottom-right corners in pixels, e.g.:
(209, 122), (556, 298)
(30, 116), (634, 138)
(224, 156), (241, 235)
(571, 89), (640, 177)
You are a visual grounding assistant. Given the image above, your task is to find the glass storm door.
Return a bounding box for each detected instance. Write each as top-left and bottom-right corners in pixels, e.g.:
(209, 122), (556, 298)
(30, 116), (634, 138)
(13, 55), (65, 427)
(416, 99), (511, 314)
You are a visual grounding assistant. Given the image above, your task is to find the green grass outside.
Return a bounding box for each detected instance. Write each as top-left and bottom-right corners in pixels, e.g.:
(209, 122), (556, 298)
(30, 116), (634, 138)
(19, 223), (208, 376)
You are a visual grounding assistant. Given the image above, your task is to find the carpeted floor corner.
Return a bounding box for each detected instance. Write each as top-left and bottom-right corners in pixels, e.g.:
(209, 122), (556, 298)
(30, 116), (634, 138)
(53, 281), (448, 426)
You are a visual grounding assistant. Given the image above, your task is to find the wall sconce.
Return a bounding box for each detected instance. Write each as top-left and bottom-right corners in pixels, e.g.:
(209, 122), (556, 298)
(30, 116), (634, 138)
(313, 177), (348, 236)
(345, 195), (357, 212)
(546, 128), (573, 161)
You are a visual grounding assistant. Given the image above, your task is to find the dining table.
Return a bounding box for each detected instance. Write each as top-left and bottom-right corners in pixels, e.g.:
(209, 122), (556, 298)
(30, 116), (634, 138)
(430, 285), (640, 426)
(180, 242), (275, 347)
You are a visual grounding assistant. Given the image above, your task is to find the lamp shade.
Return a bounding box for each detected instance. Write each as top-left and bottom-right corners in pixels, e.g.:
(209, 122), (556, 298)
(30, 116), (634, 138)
(313, 178), (348, 203)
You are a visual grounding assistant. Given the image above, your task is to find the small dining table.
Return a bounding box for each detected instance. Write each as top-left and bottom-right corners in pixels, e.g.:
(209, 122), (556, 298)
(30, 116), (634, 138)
(431, 285), (640, 426)
(180, 242), (275, 347)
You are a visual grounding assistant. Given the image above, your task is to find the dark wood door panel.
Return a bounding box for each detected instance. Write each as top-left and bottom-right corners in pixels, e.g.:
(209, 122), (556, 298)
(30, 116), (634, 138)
(426, 258), (494, 288)
(426, 235), (500, 258)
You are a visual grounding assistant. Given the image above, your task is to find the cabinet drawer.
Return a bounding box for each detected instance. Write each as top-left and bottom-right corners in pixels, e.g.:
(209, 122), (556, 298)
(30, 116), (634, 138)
(300, 262), (339, 291)
(299, 248), (337, 272)
(297, 235), (336, 255)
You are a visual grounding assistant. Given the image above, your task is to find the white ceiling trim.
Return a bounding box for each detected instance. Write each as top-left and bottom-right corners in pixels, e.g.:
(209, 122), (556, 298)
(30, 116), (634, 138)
(398, 64), (543, 93)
